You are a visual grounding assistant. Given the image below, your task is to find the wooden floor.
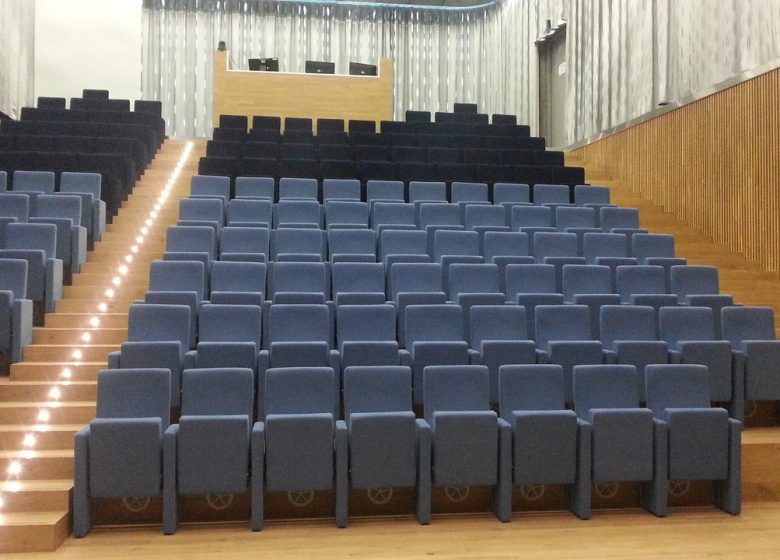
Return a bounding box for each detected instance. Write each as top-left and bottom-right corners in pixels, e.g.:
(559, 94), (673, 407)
(9, 502), (780, 559)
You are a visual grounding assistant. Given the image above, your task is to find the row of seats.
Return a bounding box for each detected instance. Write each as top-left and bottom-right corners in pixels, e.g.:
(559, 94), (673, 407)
(206, 140), (561, 166)
(1, 171), (106, 243)
(38, 95), (163, 118)
(74, 362), (741, 536)
(0, 257), (33, 363)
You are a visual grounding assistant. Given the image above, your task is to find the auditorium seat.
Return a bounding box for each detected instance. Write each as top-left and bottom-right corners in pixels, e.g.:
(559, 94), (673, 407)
(219, 226), (270, 263)
(220, 114), (248, 130)
(275, 199), (323, 229)
(31, 193), (88, 274)
(533, 184), (570, 205)
(210, 261), (266, 306)
(561, 264), (620, 337)
(574, 185), (611, 207)
(270, 261), (329, 304)
(660, 306), (743, 419)
(253, 115), (282, 131)
(278, 177), (318, 201)
(271, 228), (326, 261)
(343, 365), (428, 523)
(317, 118), (344, 132)
(227, 199), (272, 229)
(178, 198), (224, 232)
(482, 232), (533, 292)
(328, 229), (376, 262)
(331, 262), (386, 306)
(337, 304), (404, 369)
(644, 364), (741, 515)
(421, 364), (505, 521)
(185, 304), (264, 372)
(259, 366), (346, 528)
(12, 170), (55, 193)
(533, 232), (585, 291)
(380, 229), (428, 267)
(74, 368), (171, 537)
(145, 260), (207, 345)
(323, 178), (361, 201)
(497, 364), (587, 520)
(60, 172), (106, 241)
(493, 182), (531, 212)
(164, 225), (216, 270)
(164, 367), (258, 534)
(262, 304), (338, 376)
(582, 232), (636, 289)
(191, 175), (231, 202)
(372, 202), (416, 233)
(572, 364), (654, 516)
(0, 258), (33, 363)
(235, 176), (274, 200)
(469, 305), (536, 403)
(325, 201), (369, 229)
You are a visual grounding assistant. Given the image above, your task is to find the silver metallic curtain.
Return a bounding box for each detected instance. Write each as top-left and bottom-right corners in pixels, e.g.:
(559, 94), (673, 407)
(142, 0), (780, 143)
(0, 0), (35, 118)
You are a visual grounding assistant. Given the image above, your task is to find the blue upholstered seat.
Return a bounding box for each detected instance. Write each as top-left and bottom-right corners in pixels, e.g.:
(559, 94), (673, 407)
(0, 258), (33, 363)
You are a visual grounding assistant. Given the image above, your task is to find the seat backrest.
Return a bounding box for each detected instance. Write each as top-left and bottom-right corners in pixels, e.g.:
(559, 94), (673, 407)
(211, 260), (266, 293)
(96, 369), (171, 428)
(645, 364), (711, 418)
(13, 171), (55, 193)
(276, 199), (321, 226)
(534, 232), (578, 260)
(659, 306), (716, 347)
(493, 182), (530, 204)
(268, 304), (330, 343)
(279, 177), (318, 200)
(419, 203), (461, 228)
(470, 304), (527, 347)
(434, 230), (479, 261)
(583, 232), (627, 261)
(0, 258), (28, 299)
(599, 305), (656, 349)
(408, 181), (446, 204)
(535, 304), (591, 347)
(272, 228), (325, 259)
(505, 263), (556, 295)
(498, 364), (566, 422)
(181, 367), (254, 418)
(556, 206), (596, 231)
(264, 367), (336, 416)
(179, 198), (223, 224)
(191, 175), (231, 200)
(562, 264), (611, 301)
(451, 182), (488, 203)
(573, 364), (640, 418)
(366, 180), (404, 203)
(448, 263), (500, 298)
(533, 184), (569, 204)
(60, 172), (101, 199)
(721, 306), (777, 345)
(227, 200), (272, 225)
(405, 303), (463, 347)
(328, 228), (376, 258)
(337, 304), (396, 346)
(0, 193), (30, 220)
(670, 265), (719, 301)
(166, 225), (215, 260)
(127, 303), (190, 346)
(5, 223), (57, 259)
(220, 226), (270, 257)
(149, 260), (206, 300)
(373, 203), (416, 229)
(235, 176), (274, 199)
(423, 365), (490, 422)
(344, 366), (412, 417)
(631, 233), (675, 260)
(574, 185), (611, 206)
(616, 265), (666, 302)
(199, 304), (262, 345)
(272, 262), (327, 296)
(332, 262), (385, 294)
(464, 204), (505, 228)
(323, 179), (360, 201)
(389, 262), (442, 300)
(512, 205), (553, 228)
(483, 231), (529, 260)
(601, 207), (640, 231)
(326, 201), (369, 227)
(380, 229), (427, 261)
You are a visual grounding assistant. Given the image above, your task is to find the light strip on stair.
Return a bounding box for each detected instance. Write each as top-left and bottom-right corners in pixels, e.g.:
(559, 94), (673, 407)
(0, 141), (194, 514)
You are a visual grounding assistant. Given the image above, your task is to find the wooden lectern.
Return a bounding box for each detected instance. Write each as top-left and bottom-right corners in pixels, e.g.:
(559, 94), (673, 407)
(212, 51), (394, 130)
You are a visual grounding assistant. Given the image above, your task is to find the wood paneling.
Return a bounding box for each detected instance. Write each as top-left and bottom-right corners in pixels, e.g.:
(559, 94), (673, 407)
(213, 51), (394, 129)
(571, 68), (780, 277)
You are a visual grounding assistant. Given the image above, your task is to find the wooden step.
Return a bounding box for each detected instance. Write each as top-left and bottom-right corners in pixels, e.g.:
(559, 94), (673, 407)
(33, 328), (127, 345)
(55, 299), (138, 313)
(11, 362), (105, 382)
(0, 425), (83, 450)
(71, 272), (150, 286)
(45, 314), (128, 329)
(87, 252), (158, 264)
(63, 284), (146, 300)
(0, 402), (95, 425)
(81, 260), (152, 274)
(0, 381), (96, 402)
(0, 511), (70, 553)
(0, 449), (74, 479)
(743, 428), (780, 501)
(0, 480), (72, 511)
(23, 345), (118, 363)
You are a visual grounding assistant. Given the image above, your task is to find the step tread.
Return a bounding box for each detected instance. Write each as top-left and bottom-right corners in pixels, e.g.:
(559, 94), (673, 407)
(0, 511), (68, 525)
(0, 449), (74, 459)
(1, 479), (73, 492)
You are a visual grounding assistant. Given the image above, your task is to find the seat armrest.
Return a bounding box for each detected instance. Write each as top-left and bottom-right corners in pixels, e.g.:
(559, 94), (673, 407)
(45, 258), (64, 313)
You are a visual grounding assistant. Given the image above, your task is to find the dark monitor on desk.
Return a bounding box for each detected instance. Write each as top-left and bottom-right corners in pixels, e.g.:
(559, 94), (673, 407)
(249, 58), (279, 72)
(349, 62), (377, 76)
(305, 60), (335, 74)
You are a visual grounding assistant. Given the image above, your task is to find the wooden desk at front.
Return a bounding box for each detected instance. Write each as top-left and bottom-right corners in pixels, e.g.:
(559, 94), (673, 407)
(212, 51), (394, 129)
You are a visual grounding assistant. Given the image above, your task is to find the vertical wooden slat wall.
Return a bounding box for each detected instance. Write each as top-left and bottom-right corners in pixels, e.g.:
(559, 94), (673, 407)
(571, 67), (780, 277)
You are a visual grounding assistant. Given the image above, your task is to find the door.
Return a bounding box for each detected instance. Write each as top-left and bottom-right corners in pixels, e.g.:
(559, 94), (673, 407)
(538, 27), (568, 148)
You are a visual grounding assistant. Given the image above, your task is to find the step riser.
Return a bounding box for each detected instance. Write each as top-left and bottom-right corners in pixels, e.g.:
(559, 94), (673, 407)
(11, 363), (105, 381)
(0, 406), (95, 425)
(87, 252), (159, 263)
(0, 430), (80, 450)
(45, 314), (128, 329)
(55, 299), (138, 313)
(71, 274), (149, 286)
(0, 513), (70, 553)
(0, 490), (70, 512)
(23, 346), (117, 362)
(64, 285), (146, 300)
(0, 457), (74, 480)
(0, 384), (96, 402)
(33, 330), (127, 345)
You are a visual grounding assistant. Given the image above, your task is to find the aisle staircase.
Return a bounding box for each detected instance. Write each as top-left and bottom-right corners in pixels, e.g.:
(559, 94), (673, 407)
(0, 139), (201, 553)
